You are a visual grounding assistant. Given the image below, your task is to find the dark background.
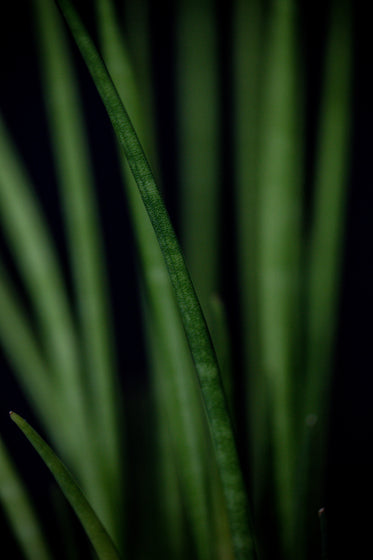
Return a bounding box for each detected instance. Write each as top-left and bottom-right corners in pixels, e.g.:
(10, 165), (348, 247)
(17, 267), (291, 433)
(0, 1), (372, 558)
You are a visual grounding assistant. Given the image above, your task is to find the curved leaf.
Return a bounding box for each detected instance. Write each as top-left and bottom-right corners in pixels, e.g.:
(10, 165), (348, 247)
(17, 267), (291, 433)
(0, 436), (52, 560)
(55, 1), (255, 558)
(10, 412), (121, 560)
(95, 1), (213, 556)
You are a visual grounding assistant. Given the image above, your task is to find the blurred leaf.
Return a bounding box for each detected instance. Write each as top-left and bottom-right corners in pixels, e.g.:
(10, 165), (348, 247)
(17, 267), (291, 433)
(33, 0), (123, 543)
(0, 436), (52, 560)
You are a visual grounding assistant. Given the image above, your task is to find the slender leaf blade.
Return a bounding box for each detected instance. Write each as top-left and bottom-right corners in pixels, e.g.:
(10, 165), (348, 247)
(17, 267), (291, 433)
(305, 0), (352, 427)
(0, 115), (91, 480)
(297, 0), (353, 554)
(232, 0), (268, 523)
(176, 0), (220, 314)
(0, 436), (52, 560)
(10, 412), (121, 560)
(0, 263), (53, 422)
(95, 1), (218, 556)
(55, 1), (255, 557)
(256, 0), (303, 553)
(33, 0), (123, 542)
(0, 114), (111, 516)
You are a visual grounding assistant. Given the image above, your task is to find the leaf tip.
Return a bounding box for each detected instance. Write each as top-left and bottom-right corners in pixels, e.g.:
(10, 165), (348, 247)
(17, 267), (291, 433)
(9, 410), (20, 423)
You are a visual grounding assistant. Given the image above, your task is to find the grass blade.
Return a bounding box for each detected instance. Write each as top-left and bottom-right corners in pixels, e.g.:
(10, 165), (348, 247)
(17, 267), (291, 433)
(33, 0), (123, 543)
(256, 0), (303, 554)
(0, 114), (117, 528)
(0, 115), (82, 412)
(298, 0), (353, 553)
(0, 436), (52, 560)
(56, 1), (255, 557)
(232, 0), (268, 520)
(304, 0), (352, 438)
(208, 294), (234, 418)
(143, 309), (188, 559)
(95, 2), (213, 556)
(0, 263), (54, 423)
(0, 115), (92, 483)
(9, 412), (121, 560)
(122, 0), (158, 172)
(176, 0), (219, 314)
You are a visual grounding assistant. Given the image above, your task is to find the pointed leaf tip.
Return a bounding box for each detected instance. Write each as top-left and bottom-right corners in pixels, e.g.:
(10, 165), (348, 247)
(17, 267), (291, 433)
(9, 411), (121, 560)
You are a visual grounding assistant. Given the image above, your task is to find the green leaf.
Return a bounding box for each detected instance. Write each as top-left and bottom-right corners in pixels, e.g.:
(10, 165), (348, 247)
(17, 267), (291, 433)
(304, 0), (352, 430)
(0, 114), (111, 519)
(233, 0), (268, 519)
(95, 2), (213, 556)
(0, 115), (91, 486)
(297, 0), (352, 554)
(10, 412), (121, 560)
(256, 0), (303, 553)
(0, 263), (54, 423)
(33, 0), (123, 543)
(55, 1), (255, 558)
(0, 436), (52, 560)
(176, 0), (220, 314)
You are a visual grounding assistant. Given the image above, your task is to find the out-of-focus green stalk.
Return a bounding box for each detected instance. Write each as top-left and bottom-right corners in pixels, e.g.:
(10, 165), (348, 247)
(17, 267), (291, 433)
(232, 0), (267, 518)
(35, 0), (123, 543)
(123, 0), (158, 173)
(33, 0), (122, 545)
(95, 2), (213, 558)
(96, 0), (145, 148)
(0, 264), (54, 424)
(299, 0), (352, 553)
(209, 295), (234, 417)
(140, 271), (211, 560)
(207, 443), (234, 560)
(143, 304), (187, 559)
(256, 0), (303, 555)
(50, 485), (80, 560)
(176, 5), (233, 556)
(0, 436), (52, 560)
(176, 0), (219, 315)
(0, 116), (99, 499)
(304, 0), (352, 436)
